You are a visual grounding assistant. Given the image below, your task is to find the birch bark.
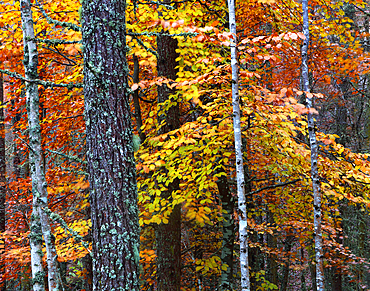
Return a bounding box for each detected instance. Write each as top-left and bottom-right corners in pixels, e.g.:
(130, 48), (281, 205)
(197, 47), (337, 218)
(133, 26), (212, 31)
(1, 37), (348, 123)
(0, 70), (5, 291)
(301, 0), (324, 289)
(227, 0), (250, 289)
(20, 1), (61, 290)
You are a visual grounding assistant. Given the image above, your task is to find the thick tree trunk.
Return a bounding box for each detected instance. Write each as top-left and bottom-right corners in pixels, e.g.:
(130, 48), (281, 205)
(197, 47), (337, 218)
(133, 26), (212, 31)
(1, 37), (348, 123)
(0, 70), (6, 291)
(301, 0), (324, 288)
(81, 0), (140, 290)
(155, 15), (182, 291)
(20, 1), (61, 290)
(216, 169), (234, 290)
(227, 0), (250, 289)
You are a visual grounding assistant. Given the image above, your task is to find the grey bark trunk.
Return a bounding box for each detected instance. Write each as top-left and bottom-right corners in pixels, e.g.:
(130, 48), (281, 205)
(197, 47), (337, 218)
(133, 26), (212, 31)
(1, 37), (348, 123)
(301, 0), (324, 289)
(227, 0), (250, 289)
(0, 70), (6, 291)
(155, 12), (182, 290)
(20, 1), (62, 290)
(81, 0), (140, 289)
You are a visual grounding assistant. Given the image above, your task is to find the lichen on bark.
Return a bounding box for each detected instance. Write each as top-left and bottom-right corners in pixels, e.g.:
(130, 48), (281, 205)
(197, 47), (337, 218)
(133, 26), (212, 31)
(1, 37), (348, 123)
(81, 0), (140, 289)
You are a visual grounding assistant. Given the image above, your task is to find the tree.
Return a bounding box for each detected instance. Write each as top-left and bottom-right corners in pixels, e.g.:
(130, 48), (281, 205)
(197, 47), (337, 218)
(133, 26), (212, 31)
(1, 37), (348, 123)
(227, 0), (250, 289)
(20, 0), (62, 290)
(155, 3), (182, 290)
(81, 0), (140, 289)
(0, 69), (5, 291)
(3, 0), (370, 288)
(301, 0), (324, 288)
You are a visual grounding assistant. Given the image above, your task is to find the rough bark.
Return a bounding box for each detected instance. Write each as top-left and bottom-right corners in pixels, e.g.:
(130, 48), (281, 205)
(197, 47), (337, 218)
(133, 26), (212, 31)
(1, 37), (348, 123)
(0, 70), (6, 291)
(301, 0), (324, 289)
(216, 169), (234, 290)
(20, 1), (62, 290)
(81, 0), (140, 289)
(227, 0), (250, 289)
(155, 12), (182, 291)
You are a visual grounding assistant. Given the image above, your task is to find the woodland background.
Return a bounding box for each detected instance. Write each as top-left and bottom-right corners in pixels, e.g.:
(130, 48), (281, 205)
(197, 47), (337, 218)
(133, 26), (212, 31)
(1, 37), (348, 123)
(1, 0), (370, 290)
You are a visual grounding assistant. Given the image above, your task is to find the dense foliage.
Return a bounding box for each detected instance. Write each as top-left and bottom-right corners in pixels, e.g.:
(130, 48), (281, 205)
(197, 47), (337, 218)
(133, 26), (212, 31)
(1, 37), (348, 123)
(1, 0), (370, 289)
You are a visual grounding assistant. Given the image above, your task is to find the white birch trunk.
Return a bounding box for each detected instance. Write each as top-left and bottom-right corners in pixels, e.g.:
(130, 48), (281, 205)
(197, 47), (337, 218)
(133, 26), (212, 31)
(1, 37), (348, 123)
(301, 0), (324, 289)
(20, 1), (62, 290)
(227, 0), (250, 289)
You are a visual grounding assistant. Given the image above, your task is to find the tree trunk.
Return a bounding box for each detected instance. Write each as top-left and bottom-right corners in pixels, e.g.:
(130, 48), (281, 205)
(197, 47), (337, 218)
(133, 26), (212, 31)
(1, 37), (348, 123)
(227, 0), (250, 289)
(132, 55), (145, 142)
(81, 0), (140, 289)
(280, 236), (293, 291)
(155, 12), (182, 290)
(20, 1), (62, 290)
(0, 69), (6, 291)
(216, 168), (234, 290)
(301, 0), (324, 289)
(266, 211), (278, 287)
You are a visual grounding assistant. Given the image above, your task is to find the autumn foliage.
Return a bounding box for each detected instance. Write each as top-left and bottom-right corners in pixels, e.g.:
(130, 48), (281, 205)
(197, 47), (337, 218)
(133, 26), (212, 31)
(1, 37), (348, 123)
(1, 0), (370, 289)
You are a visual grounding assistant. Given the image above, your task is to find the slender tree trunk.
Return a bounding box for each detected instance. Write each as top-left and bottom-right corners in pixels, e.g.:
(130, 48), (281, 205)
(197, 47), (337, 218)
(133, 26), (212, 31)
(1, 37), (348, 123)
(280, 236), (293, 291)
(357, 206), (365, 289)
(309, 245), (318, 291)
(227, 0), (250, 289)
(81, 0), (140, 289)
(216, 168), (234, 290)
(300, 247), (307, 291)
(20, 1), (62, 290)
(266, 211), (278, 287)
(11, 98), (21, 179)
(0, 70), (6, 291)
(132, 55), (145, 142)
(336, 78), (349, 146)
(155, 11), (181, 290)
(301, 0), (324, 289)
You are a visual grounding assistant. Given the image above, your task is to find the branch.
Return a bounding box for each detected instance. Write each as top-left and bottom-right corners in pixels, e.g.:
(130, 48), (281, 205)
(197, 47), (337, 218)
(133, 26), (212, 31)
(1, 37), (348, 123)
(45, 148), (87, 164)
(131, 34), (158, 58)
(136, 0), (176, 9)
(128, 31), (197, 37)
(354, 4), (370, 17)
(27, 37), (81, 45)
(0, 68), (83, 89)
(42, 207), (92, 256)
(42, 45), (78, 66)
(247, 179), (301, 196)
(34, 1), (81, 32)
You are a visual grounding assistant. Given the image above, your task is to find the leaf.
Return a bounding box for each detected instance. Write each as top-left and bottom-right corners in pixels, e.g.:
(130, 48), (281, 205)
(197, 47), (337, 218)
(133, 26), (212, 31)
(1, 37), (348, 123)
(131, 83), (139, 91)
